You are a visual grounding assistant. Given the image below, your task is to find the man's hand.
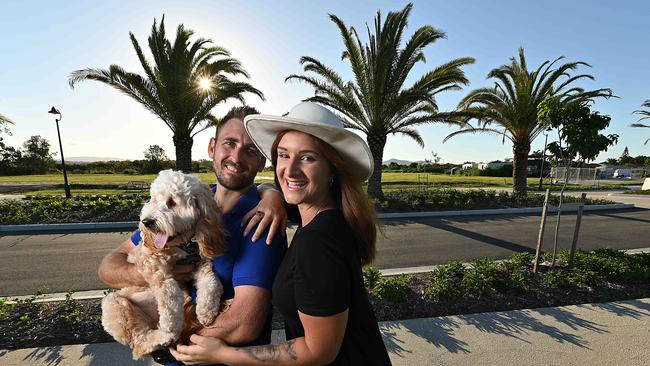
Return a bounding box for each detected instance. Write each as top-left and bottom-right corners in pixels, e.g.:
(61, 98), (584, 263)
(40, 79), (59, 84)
(243, 186), (287, 244)
(195, 285), (270, 345)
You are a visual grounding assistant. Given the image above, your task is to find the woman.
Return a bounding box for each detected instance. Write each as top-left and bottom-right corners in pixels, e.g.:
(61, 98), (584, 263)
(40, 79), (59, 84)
(170, 102), (391, 365)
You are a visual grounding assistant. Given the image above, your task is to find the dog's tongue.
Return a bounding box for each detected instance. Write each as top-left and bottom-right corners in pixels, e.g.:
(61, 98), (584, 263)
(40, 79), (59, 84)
(154, 233), (169, 249)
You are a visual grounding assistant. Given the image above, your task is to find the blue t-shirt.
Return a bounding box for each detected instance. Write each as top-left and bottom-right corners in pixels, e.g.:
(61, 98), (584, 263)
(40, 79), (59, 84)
(130, 185), (286, 353)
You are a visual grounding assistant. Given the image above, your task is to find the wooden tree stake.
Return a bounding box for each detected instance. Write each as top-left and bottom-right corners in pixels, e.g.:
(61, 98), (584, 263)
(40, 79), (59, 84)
(534, 189), (551, 273)
(568, 193), (587, 269)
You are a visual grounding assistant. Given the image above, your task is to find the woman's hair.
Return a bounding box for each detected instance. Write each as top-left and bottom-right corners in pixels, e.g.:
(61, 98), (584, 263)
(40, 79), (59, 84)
(271, 130), (378, 265)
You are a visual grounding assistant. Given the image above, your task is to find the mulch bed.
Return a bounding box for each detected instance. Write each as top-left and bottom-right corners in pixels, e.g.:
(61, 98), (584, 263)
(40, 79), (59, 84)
(2, 272), (649, 350)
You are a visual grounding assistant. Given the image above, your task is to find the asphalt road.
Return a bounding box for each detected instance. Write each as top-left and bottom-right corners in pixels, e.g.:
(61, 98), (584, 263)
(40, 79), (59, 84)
(1, 208), (650, 296)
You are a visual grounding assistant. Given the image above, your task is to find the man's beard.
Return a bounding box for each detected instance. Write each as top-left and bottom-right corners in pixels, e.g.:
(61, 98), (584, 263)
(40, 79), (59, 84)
(215, 160), (255, 191)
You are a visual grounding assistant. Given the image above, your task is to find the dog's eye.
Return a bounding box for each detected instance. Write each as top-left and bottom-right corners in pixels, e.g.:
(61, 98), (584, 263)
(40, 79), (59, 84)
(166, 197), (176, 208)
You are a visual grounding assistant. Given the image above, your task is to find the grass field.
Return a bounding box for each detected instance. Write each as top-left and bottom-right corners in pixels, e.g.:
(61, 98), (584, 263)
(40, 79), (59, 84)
(0, 172), (275, 185)
(0, 172), (639, 196)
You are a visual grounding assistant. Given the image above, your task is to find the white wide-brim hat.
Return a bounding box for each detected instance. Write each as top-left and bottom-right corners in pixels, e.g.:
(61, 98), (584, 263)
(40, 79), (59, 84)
(244, 102), (374, 181)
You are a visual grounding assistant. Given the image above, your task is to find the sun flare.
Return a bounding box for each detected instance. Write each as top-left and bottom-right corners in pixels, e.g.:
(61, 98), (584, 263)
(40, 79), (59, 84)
(198, 78), (212, 91)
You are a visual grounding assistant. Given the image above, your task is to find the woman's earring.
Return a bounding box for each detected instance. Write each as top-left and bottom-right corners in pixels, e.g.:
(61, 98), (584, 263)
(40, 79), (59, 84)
(329, 176), (334, 187)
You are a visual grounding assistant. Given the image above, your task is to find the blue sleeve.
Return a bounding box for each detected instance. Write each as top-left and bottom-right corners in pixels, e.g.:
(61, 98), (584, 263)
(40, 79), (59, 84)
(232, 228), (287, 291)
(130, 230), (142, 246)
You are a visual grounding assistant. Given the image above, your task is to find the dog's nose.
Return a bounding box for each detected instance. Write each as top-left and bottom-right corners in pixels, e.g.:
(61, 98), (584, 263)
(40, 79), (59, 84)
(142, 218), (156, 228)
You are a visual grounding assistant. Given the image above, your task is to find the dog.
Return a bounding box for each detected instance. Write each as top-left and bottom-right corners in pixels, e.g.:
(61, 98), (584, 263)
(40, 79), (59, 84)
(101, 169), (228, 359)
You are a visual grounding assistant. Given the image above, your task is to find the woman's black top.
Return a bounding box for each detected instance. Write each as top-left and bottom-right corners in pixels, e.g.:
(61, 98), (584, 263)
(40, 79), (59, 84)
(272, 209), (392, 365)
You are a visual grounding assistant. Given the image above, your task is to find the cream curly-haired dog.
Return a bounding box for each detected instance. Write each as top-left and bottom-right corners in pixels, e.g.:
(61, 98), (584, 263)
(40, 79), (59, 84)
(102, 169), (227, 359)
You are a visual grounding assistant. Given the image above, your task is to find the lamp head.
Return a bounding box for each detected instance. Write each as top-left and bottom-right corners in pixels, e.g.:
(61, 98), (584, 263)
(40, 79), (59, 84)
(48, 107), (60, 115)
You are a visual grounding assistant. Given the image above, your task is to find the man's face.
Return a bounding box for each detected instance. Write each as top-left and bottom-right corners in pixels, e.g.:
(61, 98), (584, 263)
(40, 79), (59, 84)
(209, 118), (263, 191)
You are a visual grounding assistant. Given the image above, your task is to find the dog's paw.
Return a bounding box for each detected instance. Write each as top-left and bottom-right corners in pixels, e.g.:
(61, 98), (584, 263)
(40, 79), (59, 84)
(132, 343), (159, 360)
(196, 309), (218, 326)
(132, 330), (178, 359)
(155, 331), (178, 348)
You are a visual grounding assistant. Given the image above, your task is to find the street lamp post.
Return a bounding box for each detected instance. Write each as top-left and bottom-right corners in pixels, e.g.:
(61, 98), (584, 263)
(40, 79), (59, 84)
(538, 127), (551, 191)
(48, 107), (71, 198)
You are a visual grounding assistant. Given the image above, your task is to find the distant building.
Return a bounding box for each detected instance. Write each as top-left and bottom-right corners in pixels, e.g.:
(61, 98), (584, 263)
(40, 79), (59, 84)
(484, 161), (512, 170)
(526, 159), (551, 177)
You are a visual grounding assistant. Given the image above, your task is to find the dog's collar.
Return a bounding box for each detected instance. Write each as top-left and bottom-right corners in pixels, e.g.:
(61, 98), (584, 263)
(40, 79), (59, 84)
(178, 239), (199, 254)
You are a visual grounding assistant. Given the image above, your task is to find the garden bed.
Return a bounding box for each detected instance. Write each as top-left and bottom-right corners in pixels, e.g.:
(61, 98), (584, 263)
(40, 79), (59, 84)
(622, 189), (650, 195)
(1, 249), (648, 350)
(0, 189), (615, 225)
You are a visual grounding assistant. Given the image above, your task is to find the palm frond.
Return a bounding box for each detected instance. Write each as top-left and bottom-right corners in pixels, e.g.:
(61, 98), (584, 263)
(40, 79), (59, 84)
(0, 113), (13, 125)
(393, 127), (424, 147)
(443, 126), (513, 143)
(633, 100), (650, 121)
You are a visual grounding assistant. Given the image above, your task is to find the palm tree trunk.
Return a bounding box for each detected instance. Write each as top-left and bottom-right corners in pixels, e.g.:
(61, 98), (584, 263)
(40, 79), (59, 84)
(366, 132), (386, 201)
(173, 133), (193, 172)
(512, 142), (530, 195)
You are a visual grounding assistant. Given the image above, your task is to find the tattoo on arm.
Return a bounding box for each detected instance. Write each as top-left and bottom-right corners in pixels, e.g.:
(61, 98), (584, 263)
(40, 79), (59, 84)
(236, 339), (298, 362)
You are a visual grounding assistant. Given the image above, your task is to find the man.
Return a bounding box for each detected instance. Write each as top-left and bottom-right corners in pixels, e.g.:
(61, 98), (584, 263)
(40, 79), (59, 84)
(98, 106), (287, 365)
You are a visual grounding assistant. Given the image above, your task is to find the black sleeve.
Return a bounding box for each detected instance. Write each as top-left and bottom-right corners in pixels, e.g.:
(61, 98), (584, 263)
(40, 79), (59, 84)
(293, 229), (350, 316)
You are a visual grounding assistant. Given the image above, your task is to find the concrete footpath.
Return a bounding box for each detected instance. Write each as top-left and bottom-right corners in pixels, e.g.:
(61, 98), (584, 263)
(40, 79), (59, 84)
(1, 298), (648, 366)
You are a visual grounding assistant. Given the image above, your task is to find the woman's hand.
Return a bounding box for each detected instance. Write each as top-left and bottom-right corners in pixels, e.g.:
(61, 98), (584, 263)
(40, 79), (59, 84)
(169, 334), (227, 365)
(243, 186), (287, 244)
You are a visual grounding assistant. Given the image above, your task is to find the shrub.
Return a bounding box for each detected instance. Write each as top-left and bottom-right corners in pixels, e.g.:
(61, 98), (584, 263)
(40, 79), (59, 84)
(377, 189), (613, 213)
(426, 261), (464, 300)
(121, 168), (139, 175)
(461, 258), (503, 296)
(507, 269), (530, 293)
(0, 194), (146, 224)
(373, 275), (410, 304)
(0, 299), (15, 320)
(570, 267), (602, 286)
(573, 248), (629, 280)
(540, 251), (568, 266)
(511, 252), (534, 267)
(58, 289), (82, 325)
(505, 252), (534, 271)
(624, 253), (650, 283)
(19, 314), (32, 324)
(543, 269), (570, 288)
(363, 266), (381, 289)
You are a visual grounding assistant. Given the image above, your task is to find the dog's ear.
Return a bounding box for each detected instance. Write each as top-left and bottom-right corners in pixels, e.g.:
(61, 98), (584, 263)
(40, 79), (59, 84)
(140, 229), (157, 251)
(195, 186), (228, 259)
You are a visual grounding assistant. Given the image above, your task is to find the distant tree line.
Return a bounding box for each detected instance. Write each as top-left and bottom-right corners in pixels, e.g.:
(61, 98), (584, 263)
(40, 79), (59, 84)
(0, 136), (212, 175)
(382, 162), (450, 173)
(0, 135), (56, 175)
(604, 147), (650, 167)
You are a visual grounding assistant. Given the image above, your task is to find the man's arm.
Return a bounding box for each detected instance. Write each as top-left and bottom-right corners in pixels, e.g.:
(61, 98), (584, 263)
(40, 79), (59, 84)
(98, 239), (147, 288)
(98, 238), (196, 289)
(197, 285), (270, 345)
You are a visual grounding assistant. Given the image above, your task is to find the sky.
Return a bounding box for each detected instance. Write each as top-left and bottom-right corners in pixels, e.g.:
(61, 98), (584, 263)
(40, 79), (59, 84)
(1, 0), (649, 165)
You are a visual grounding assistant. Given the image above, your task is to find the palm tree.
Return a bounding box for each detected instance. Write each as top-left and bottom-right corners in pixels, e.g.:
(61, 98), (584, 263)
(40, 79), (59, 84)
(286, 3), (474, 200)
(445, 47), (612, 194)
(69, 17), (263, 171)
(631, 100), (650, 145)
